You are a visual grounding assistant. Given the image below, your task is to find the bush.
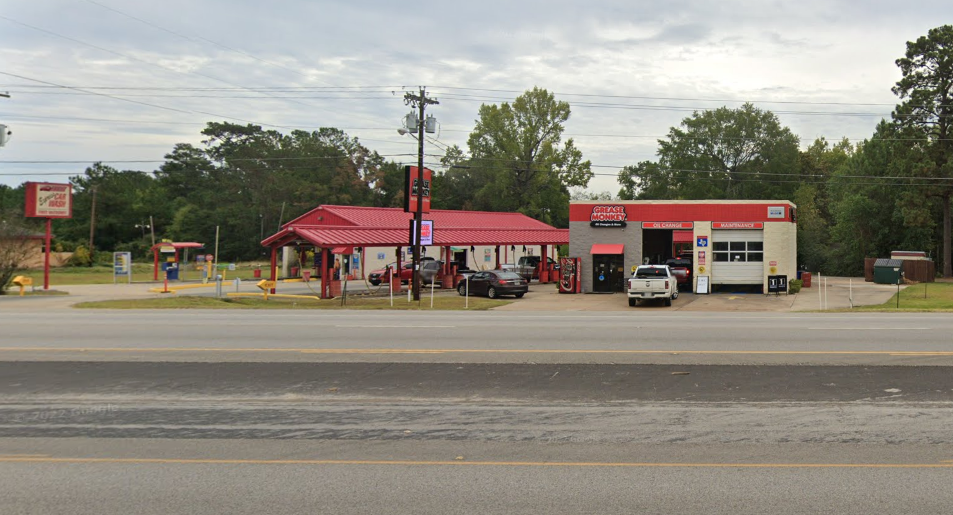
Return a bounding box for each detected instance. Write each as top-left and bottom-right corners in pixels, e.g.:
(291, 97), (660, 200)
(788, 279), (803, 294)
(68, 246), (94, 267)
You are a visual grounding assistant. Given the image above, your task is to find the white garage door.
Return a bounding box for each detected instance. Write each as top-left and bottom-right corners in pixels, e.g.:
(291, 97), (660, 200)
(711, 230), (764, 285)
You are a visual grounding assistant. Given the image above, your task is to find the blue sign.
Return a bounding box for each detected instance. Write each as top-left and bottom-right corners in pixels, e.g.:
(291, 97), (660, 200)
(696, 236), (708, 247)
(377, 252), (385, 260)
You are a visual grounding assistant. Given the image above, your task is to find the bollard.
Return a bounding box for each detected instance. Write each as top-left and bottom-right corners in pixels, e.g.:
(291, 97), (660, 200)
(215, 275), (223, 298)
(234, 277), (241, 293)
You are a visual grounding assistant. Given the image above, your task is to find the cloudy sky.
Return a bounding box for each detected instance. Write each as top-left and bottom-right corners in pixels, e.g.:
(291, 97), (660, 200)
(0, 0), (948, 194)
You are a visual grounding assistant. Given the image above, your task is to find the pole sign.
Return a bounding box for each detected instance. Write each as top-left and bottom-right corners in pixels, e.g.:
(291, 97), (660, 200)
(113, 252), (132, 284)
(24, 182), (72, 218)
(409, 220), (434, 245)
(403, 166), (432, 213)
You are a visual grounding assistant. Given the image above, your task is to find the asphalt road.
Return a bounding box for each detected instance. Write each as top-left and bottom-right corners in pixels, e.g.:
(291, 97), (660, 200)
(3, 308), (953, 513)
(2, 309), (953, 365)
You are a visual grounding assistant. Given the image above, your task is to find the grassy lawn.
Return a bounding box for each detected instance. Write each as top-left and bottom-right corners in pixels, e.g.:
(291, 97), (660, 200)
(13, 263), (268, 285)
(74, 294), (511, 310)
(852, 282), (953, 312)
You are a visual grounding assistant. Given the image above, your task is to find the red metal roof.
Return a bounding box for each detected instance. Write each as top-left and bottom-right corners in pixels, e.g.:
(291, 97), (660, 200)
(264, 226), (568, 248)
(283, 205), (557, 230)
(265, 205), (567, 248)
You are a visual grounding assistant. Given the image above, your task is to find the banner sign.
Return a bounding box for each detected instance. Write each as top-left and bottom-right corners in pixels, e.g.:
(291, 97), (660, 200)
(712, 222), (764, 229)
(767, 206), (785, 219)
(641, 222), (693, 229)
(404, 166), (432, 213)
(409, 219), (434, 246)
(24, 182), (72, 218)
(589, 205), (627, 227)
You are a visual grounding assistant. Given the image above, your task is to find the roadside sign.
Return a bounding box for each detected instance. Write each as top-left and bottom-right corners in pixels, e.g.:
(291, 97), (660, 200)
(113, 252), (132, 284)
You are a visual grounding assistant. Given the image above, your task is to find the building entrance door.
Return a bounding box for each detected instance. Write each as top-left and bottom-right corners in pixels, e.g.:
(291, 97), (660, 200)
(592, 254), (624, 293)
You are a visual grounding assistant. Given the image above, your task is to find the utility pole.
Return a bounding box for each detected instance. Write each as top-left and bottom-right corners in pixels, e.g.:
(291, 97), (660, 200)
(404, 86), (439, 301)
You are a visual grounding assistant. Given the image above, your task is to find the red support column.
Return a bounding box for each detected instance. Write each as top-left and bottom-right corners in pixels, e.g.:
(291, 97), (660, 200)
(153, 248), (160, 281)
(322, 248), (332, 299)
(269, 246), (277, 294)
(540, 245), (550, 283)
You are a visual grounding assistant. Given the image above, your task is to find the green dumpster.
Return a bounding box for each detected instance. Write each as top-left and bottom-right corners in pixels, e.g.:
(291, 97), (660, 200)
(873, 258), (903, 284)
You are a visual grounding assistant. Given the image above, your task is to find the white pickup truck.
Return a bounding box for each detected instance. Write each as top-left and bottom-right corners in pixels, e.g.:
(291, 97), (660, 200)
(627, 265), (679, 307)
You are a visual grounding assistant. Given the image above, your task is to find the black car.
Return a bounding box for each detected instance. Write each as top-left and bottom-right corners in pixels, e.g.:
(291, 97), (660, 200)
(457, 270), (528, 299)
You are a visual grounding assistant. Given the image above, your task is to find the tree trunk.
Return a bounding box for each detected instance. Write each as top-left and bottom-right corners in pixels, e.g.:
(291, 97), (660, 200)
(940, 193), (953, 278)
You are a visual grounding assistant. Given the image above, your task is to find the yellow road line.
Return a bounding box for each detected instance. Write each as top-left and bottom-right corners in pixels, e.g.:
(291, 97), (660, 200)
(1, 457), (952, 468)
(2, 347), (953, 356)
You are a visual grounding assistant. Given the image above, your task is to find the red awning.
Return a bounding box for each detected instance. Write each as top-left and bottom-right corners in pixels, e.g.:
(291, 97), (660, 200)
(330, 246), (353, 254)
(590, 244), (624, 254)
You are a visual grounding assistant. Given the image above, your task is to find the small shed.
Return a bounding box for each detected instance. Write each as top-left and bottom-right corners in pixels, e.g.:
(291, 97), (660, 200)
(873, 258), (904, 284)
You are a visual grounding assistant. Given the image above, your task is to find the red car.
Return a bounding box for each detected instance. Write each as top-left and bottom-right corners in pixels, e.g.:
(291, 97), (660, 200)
(368, 259), (441, 286)
(664, 258), (692, 290)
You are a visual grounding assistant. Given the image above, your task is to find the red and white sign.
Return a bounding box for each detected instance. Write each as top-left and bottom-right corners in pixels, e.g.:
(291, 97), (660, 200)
(641, 222), (693, 229)
(404, 166), (432, 213)
(712, 222), (763, 229)
(24, 182), (72, 218)
(769, 261), (778, 266)
(698, 251), (706, 265)
(590, 205), (627, 227)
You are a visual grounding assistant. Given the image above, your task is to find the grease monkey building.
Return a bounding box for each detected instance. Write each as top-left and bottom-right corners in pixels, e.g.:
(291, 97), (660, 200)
(569, 200), (797, 294)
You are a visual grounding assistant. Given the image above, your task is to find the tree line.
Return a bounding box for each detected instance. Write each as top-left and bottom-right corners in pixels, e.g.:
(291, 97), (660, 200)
(617, 25), (953, 277)
(2, 25), (951, 284)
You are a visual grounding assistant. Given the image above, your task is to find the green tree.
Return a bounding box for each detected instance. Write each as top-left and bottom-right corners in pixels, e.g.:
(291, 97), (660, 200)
(619, 103), (801, 200)
(891, 25), (953, 276)
(464, 87), (593, 226)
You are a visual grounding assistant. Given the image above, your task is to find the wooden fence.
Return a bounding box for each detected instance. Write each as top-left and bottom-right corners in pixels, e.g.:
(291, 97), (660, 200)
(864, 258), (935, 282)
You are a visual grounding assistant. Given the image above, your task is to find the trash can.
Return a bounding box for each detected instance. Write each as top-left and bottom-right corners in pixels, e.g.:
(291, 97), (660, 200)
(873, 259), (903, 284)
(801, 272), (811, 288)
(302, 270), (311, 282)
(253, 268), (262, 278)
(291, 266), (299, 277)
(165, 263), (179, 281)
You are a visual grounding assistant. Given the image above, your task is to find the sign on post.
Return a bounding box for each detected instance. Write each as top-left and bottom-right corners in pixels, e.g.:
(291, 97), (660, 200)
(24, 182), (72, 219)
(409, 220), (434, 245)
(113, 252), (132, 284)
(403, 166), (432, 213)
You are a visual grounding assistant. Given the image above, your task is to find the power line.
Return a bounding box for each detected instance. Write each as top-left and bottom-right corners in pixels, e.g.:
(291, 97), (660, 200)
(0, 14), (336, 117)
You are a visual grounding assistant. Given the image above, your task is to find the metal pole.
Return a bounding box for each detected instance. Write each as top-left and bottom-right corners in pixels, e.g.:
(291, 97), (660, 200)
(412, 88), (426, 302)
(430, 276), (435, 309)
(43, 217), (51, 290)
(818, 272), (822, 310)
(214, 225), (220, 278)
